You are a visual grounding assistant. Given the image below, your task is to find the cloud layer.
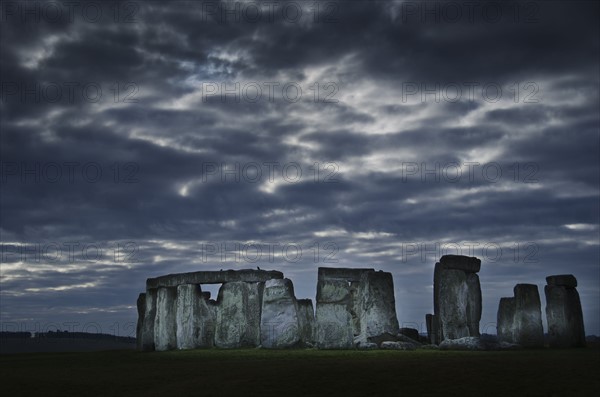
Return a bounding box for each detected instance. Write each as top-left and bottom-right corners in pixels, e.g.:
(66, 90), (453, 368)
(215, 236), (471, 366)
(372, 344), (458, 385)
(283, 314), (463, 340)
(1, 0), (598, 336)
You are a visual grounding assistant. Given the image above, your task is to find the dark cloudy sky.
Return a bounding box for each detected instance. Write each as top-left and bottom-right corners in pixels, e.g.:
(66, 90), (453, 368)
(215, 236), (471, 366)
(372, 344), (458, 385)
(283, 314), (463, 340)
(1, 0), (599, 337)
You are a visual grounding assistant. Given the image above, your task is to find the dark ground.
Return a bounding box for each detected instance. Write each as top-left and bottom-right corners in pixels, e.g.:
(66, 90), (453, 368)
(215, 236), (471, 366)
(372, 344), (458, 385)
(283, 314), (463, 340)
(1, 347), (599, 396)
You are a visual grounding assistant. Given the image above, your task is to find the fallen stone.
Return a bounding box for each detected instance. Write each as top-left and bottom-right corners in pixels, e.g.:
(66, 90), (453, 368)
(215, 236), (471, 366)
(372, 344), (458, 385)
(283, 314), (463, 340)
(260, 279), (301, 348)
(396, 333), (422, 346)
(399, 327), (420, 342)
(419, 344), (440, 350)
(380, 341), (417, 350)
(546, 274), (577, 288)
(440, 255), (481, 273)
(545, 284), (586, 348)
(357, 342), (378, 350)
(513, 284), (544, 347)
(366, 332), (397, 346)
(439, 336), (486, 351)
(154, 287), (178, 351)
(214, 281), (263, 348)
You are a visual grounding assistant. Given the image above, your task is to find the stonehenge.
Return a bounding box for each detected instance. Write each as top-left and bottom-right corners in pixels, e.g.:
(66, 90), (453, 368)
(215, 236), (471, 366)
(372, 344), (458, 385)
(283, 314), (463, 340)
(136, 263), (587, 351)
(430, 255), (482, 343)
(137, 267), (400, 351)
(138, 269), (288, 351)
(545, 275), (586, 347)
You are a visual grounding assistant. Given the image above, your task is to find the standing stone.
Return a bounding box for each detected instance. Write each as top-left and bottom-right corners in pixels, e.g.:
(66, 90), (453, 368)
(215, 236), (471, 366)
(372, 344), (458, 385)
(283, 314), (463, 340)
(154, 287), (178, 351)
(315, 302), (354, 349)
(140, 288), (157, 351)
(297, 299), (315, 346)
(357, 271), (400, 344)
(215, 281), (263, 348)
(439, 269), (470, 340)
(136, 293), (146, 350)
(425, 314), (434, 344)
(260, 279), (301, 348)
(315, 279), (353, 349)
(466, 273), (482, 337)
(176, 284), (215, 350)
(497, 297), (516, 343)
(433, 256), (482, 342)
(513, 284), (544, 347)
(545, 274), (585, 348)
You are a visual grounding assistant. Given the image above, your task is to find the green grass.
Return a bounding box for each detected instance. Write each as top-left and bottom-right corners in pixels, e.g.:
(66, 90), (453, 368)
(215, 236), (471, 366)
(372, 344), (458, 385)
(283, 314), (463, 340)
(1, 348), (599, 396)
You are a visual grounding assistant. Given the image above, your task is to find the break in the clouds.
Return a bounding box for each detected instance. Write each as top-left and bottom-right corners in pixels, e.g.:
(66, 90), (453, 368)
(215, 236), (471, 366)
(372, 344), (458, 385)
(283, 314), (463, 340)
(1, 0), (599, 336)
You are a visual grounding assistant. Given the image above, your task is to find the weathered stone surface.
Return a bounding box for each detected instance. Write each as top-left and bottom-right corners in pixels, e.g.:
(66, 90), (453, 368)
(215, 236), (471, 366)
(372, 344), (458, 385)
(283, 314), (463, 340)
(147, 269), (283, 289)
(315, 302), (353, 349)
(466, 273), (482, 337)
(357, 342), (378, 349)
(497, 297), (516, 344)
(438, 269), (470, 340)
(546, 274), (577, 288)
(425, 314), (434, 344)
(214, 281), (263, 348)
(439, 336), (486, 351)
(380, 341), (417, 350)
(399, 328), (420, 342)
(316, 279), (351, 303)
(136, 293), (146, 350)
(366, 332), (397, 347)
(440, 255), (481, 273)
(297, 299), (315, 346)
(513, 284), (544, 347)
(154, 287), (177, 351)
(318, 267), (374, 281)
(176, 284), (215, 350)
(140, 288), (156, 351)
(433, 256), (482, 343)
(545, 284), (586, 348)
(260, 279), (301, 349)
(356, 271), (400, 344)
(396, 333), (422, 346)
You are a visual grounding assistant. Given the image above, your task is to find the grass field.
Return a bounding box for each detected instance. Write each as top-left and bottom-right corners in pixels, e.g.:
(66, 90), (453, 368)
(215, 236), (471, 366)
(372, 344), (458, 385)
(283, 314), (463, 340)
(1, 348), (599, 396)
